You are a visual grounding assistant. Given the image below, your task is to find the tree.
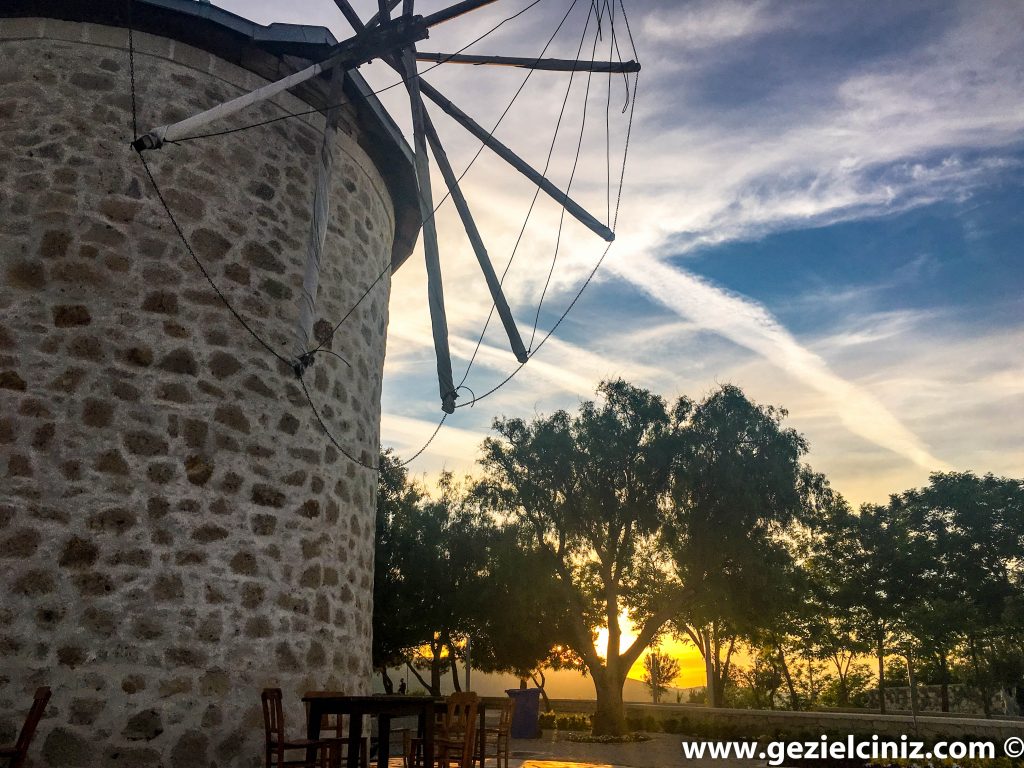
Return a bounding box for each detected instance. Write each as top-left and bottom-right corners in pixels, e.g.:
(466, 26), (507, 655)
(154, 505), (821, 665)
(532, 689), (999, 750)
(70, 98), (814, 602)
(911, 472), (1024, 715)
(470, 525), (581, 711)
(373, 461), (493, 695)
(664, 385), (814, 707)
(736, 652), (783, 709)
(642, 648), (681, 703)
(479, 380), (691, 735)
(813, 497), (927, 714)
(373, 451), (430, 693)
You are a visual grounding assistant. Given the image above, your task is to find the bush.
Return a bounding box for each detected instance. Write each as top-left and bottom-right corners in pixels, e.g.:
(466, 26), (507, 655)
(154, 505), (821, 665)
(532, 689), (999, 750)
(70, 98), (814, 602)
(538, 712), (592, 731)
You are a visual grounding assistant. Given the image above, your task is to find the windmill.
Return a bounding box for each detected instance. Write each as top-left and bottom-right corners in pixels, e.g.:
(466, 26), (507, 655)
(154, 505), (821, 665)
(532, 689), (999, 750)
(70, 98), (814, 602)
(131, 0), (639, 415)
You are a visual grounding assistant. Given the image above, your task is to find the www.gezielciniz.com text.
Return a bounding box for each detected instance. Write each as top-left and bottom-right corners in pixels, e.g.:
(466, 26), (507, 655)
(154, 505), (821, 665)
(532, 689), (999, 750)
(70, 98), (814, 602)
(680, 734), (1024, 764)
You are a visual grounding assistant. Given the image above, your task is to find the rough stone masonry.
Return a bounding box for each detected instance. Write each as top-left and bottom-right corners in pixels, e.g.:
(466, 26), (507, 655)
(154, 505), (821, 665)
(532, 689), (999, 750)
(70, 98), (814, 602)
(0, 8), (415, 766)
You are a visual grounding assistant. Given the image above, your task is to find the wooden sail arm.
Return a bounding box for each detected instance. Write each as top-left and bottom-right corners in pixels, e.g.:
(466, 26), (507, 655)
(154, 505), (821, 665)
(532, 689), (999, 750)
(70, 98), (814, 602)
(131, 16), (427, 150)
(401, 48), (459, 413)
(415, 52), (640, 73)
(421, 111), (529, 363)
(418, 78), (615, 242)
(339, 0), (499, 31)
(421, 0), (501, 28)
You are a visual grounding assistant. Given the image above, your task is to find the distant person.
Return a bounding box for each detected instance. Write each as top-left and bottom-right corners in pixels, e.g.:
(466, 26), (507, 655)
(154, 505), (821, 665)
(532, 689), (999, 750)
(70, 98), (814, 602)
(398, 679), (407, 695)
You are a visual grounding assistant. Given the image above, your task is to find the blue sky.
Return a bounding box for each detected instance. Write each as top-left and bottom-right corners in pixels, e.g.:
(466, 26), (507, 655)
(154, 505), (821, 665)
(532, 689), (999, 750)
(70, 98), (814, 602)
(217, 0), (1024, 505)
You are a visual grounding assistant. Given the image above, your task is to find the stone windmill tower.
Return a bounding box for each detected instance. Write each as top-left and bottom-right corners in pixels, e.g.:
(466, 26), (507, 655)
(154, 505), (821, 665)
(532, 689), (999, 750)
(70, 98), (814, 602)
(0, 0), (637, 764)
(1, 3), (419, 764)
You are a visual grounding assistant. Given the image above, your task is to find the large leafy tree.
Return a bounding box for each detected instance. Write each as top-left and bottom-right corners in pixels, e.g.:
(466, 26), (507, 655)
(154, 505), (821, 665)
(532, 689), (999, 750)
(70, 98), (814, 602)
(479, 380), (816, 733)
(910, 472), (1024, 715)
(664, 385), (815, 707)
(479, 380), (689, 734)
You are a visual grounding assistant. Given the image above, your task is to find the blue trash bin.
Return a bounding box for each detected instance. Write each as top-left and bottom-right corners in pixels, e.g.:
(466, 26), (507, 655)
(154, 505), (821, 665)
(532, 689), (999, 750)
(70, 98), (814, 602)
(505, 688), (542, 739)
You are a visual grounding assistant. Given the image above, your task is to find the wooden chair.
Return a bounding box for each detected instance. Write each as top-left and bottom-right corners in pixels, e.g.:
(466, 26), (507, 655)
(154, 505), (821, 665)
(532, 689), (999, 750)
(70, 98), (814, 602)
(0, 687), (51, 768)
(262, 688), (336, 768)
(436, 692), (478, 768)
(478, 698), (513, 768)
(303, 691), (368, 768)
(405, 693), (478, 768)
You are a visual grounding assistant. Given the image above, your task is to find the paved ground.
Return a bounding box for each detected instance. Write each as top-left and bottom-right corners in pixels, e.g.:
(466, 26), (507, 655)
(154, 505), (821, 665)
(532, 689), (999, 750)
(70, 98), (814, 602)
(507, 732), (764, 768)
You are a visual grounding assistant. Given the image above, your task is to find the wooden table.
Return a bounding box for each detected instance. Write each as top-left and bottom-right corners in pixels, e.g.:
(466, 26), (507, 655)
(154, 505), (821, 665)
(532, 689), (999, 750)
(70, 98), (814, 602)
(302, 694), (442, 768)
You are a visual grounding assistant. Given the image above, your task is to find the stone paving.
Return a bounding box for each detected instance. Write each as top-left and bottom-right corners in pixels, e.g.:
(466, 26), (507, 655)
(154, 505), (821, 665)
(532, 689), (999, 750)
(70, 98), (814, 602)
(507, 733), (764, 768)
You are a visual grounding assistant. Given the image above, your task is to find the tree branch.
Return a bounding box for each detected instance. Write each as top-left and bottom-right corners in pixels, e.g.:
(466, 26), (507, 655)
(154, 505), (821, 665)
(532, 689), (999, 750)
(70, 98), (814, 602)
(620, 586), (695, 671)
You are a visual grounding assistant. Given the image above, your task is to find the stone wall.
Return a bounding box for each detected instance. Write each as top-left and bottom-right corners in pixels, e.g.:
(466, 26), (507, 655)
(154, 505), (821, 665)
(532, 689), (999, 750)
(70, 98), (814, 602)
(546, 699), (1024, 742)
(0, 15), (400, 767)
(863, 684), (1020, 717)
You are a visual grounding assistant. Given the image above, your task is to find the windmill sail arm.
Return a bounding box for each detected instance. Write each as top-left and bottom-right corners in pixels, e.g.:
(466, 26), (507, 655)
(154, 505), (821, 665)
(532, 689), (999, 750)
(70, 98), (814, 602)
(417, 78), (615, 242)
(132, 16), (427, 150)
(421, 0), (501, 28)
(422, 111), (529, 364)
(415, 52), (640, 73)
(401, 48), (458, 413)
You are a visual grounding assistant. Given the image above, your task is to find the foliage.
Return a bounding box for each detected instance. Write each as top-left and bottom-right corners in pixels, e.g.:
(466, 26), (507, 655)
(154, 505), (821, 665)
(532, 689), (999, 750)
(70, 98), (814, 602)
(566, 732), (650, 743)
(478, 379), (691, 735)
(666, 385), (816, 707)
(373, 451), (430, 688)
(642, 648), (681, 703)
(372, 458), (493, 694)
(537, 712), (591, 731)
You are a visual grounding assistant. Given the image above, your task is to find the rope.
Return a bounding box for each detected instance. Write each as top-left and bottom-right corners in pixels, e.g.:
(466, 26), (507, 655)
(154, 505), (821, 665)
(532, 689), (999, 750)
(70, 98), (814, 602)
(126, 14), (452, 472)
(527, 0), (603, 351)
(127, 0), (137, 141)
(455, 0), (588, 388)
(453, 71), (638, 410)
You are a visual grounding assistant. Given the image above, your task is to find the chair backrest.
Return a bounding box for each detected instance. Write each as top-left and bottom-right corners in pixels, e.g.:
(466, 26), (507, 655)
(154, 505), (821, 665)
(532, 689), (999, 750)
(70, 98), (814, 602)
(496, 698), (514, 734)
(11, 687), (51, 768)
(261, 688), (285, 744)
(444, 692), (478, 764)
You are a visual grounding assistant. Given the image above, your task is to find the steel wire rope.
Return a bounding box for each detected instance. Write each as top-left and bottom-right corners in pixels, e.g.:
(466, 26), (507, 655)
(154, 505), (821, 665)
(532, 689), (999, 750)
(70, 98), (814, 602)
(124, 3), (452, 470)
(309, 0), (582, 357)
(452, 69), (637, 410)
(526, 1), (604, 352)
(455, 0), (595, 388)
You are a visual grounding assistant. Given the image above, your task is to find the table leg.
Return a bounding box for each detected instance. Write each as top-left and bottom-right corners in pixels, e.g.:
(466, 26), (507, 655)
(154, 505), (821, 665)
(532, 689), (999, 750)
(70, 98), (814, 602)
(477, 707), (486, 768)
(307, 703), (322, 766)
(348, 711), (364, 768)
(422, 706), (435, 768)
(378, 714), (392, 768)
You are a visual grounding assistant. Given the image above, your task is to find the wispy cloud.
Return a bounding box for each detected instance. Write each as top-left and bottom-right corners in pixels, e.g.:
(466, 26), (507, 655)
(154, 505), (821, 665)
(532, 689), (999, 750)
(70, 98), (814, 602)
(613, 254), (948, 470)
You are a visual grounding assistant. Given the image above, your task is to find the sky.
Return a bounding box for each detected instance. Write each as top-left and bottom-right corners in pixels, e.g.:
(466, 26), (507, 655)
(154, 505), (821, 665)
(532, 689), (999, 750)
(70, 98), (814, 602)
(213, 0), (1024, 686)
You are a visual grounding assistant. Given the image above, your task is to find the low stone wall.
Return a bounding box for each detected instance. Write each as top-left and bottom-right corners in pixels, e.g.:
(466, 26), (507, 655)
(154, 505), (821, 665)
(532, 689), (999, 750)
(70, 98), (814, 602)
(545, 700), (1024, 742)
(863, 684), (1020, 717)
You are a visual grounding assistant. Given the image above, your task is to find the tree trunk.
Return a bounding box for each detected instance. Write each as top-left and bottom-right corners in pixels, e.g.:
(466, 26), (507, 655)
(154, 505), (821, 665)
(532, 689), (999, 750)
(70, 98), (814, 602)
(704, 637), (719, 708)
(939, 653), (950, 713)
(531, 671), (552, 712)
(968, 636), (992, 718)
(906, 655), (920, 718)
(430, 643), (443, 696)
(877, 636), (886, 715)
(591, 669), (628, 736)
(380, 667), (394, 695)
(777, 650), (800, 711)
(450, 652), (461, 692)
(406, 661), (433, 694)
